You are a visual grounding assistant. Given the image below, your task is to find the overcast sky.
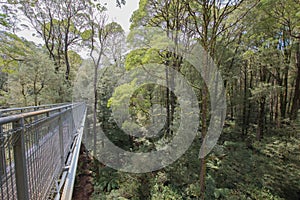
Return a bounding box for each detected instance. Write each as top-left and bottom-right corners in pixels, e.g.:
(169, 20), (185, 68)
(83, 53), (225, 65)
(105, 0), (139, 32)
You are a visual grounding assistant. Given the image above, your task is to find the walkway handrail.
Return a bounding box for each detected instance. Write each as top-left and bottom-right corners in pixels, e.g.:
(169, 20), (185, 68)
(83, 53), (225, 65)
(0, 103), (68, 117)
(0, 102), (86, 200)
(0, 103), (77, 124)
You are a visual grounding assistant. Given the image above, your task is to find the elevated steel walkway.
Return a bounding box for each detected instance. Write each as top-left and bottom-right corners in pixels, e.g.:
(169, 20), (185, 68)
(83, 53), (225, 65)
(0, 103), (87, 200)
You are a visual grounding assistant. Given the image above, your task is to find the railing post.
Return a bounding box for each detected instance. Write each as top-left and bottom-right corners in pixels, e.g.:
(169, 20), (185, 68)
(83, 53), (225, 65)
(0, 111), (5, 177)
(59, 109), (65, 168)
(34, 107), (39, 147)
(69, 108), (74, 137)
(13, 118), (29, 200)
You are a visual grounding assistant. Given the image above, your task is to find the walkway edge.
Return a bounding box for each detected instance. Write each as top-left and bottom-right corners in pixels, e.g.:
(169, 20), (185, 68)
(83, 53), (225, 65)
(61, 108), (87, 200)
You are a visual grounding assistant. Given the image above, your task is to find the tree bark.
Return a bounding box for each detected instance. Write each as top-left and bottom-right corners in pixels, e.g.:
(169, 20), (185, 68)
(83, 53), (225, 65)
(93, 64), (98, 156)
(256, 97), (266, 141)
(290, 40), (300, 120)
(200, 85), (207, 200)
(242, 61), (248, 136)
(199, 50), (209, 200)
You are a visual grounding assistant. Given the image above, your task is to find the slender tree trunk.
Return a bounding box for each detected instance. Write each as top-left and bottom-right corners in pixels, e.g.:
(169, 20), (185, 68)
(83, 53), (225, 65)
(242, 61), (248, 136)
(257, 67), (267, 140)
(257, 97), (266, 140)
(199, 51), (209, 200)
(64, 19), (71, 80)
(33, 77), (37, 106)
(93, 64), (98, 156)
(165, 66), (170, 135)
(34, 95), (38, 106)
(21, 83), (27, 106)
(291, 40), (300, 120)
(281, 32), (291, 119)
(64, 46), (70, 80)
(270, 92), (274, 124)
(246, 71), (253, 133)
(282, 70), (289, 118)
(93, 52), (103, 156)
(275, 92), (280, 128)
(200, 86), (207, 200)
(230, 84), (234, 118)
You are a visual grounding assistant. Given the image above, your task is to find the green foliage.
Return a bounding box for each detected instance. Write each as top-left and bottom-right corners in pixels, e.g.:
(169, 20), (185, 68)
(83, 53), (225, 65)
(81, 29), (93, 41)
(150, 183), (183, 200)
(211, 130), (300, 199)
(8, 50), (58, 106)
(96, 168), (119, 193)
(106, 22), (124, 35)
(129, 0), (149, 30)
(73, 59), (94, 103)
(124, 48), (163, 71)
(0, 32), (33, 67)
(0, 13), (9, 28)
(125, 49), (147, 70)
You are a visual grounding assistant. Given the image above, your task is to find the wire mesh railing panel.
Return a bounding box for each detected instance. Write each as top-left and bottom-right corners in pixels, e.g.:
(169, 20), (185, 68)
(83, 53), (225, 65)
(0, 103), (86, 200)
(25, 116), (61, 200)
(0, 129), (18, 200)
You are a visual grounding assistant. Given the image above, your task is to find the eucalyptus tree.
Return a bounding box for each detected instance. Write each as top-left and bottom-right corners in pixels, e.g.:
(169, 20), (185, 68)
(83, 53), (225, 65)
(16, 0), (89, 80)
(104, 22), (126, 67)
(129, 0), (192, 136)
(180, 0), (258, 197)
(83, 3), (126, 155)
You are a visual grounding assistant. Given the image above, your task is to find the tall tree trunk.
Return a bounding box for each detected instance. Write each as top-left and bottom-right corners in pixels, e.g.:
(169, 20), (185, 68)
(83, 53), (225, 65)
(165, 66), (170, 135)
(64, 47), (70, 80)
(93, 51), (103, 156)
(64, 19), (71, 80)
(257, 97), (266, 140)
(281, 33), (291, 119)
(246, 71), (253, 134)
(93, 64), (98, 156)
(199, 51), (209, 200)
(290, 40), (300, 120)
(200, 86), (207, 200)
(257, 67), (267, 140)
(275, 90), (280, 128)
(242, 61), (248, 136)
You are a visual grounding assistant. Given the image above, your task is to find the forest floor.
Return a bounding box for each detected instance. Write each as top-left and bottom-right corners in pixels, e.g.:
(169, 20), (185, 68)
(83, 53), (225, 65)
(72, 144), (95, 200)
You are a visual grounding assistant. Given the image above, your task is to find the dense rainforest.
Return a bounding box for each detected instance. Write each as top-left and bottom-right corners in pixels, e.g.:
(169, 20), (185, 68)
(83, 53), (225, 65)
(0, 0), (299, 199)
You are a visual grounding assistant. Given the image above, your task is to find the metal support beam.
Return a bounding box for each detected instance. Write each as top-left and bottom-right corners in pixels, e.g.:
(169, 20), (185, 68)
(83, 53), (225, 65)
(59, 109), (65, 168)
(0, 111), (4, 177)
(13, 118), (29, 200)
